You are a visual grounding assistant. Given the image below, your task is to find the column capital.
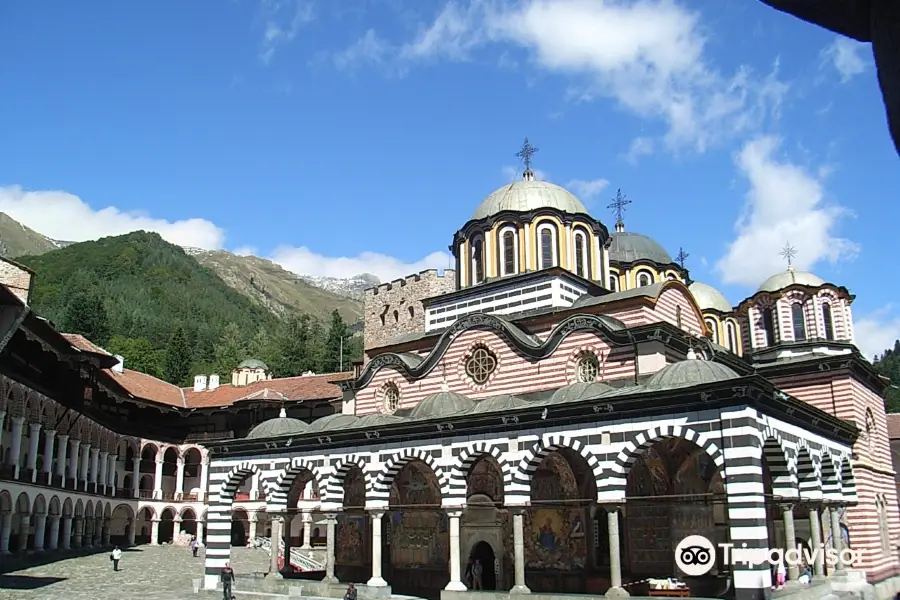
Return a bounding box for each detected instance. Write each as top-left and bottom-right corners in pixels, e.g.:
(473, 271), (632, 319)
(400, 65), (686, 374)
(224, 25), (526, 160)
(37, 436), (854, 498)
(176, 456), (184, 465)
(45, 429), (56, 437)
(599, 504), (624, 514)
(778, 502), (797, 512)
(367, 509), (386, 519)
(446, 509), (463, 519)
(28, 422), (42, 431)
(506, 505), (528, 515)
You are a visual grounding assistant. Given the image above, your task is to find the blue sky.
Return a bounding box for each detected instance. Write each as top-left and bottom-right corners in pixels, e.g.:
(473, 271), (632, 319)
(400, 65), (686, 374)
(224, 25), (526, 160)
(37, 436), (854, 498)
(1, 0), (897, 357)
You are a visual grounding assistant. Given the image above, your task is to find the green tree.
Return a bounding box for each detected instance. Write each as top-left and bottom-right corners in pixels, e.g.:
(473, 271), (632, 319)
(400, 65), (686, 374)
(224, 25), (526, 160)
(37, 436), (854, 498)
(271, 314), (311, 377)
(214, 322), (246, 376)
(164, 326), (192, 386)
(61, 290), (111, 346)
(874, 340), (900, 412)
(323, 309), (349, 372)
(106, 335), (163, 378)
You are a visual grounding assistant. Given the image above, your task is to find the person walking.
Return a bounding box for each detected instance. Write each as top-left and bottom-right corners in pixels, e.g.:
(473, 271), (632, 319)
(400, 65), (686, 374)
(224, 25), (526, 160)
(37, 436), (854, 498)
(110, 546), (122, 572)
(344, 582), (358, 600)
(221, 562), (235, 600)
(190, 535), (199, 558)
(472, 559), (484, 590)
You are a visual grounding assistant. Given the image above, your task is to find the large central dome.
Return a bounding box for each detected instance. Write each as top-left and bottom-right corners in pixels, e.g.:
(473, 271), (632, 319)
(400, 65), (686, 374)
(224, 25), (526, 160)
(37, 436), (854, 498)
(472, 179), (588, 221)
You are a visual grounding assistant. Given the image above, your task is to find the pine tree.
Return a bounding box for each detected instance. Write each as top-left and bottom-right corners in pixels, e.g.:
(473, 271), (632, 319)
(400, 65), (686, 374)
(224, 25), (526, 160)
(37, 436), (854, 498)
(61, 290), (111, 346)
(323, 309), (348, 372)
(272, 314), (311, 377)
(214, 322), (246, 376)
(164, 326), (192, 386)
(107, 335), (163, 378)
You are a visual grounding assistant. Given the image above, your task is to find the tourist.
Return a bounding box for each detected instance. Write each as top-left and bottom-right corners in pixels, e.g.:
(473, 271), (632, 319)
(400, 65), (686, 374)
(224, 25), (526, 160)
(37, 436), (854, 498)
(344, 582), (357, 600)
(110, 546), (122, 572)
(221, 562), (236, 600)
(464, 558), (474, 588)
(190, 535), (199, 558)
(774, 561), (786, 589)
(472, 559), (484, 590)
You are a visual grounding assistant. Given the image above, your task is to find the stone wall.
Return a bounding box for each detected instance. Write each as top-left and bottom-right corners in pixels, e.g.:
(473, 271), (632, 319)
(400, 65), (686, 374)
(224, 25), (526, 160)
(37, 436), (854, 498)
(0, 257), (33, 305)
(363, 269), (457, 356)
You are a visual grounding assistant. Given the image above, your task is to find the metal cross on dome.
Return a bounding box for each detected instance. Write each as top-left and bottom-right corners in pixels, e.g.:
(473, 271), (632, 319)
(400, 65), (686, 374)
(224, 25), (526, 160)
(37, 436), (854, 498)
(779, 242), (797, 267)
(515, 138), (539, 171)
(676, 247), (690, 269)
(607, 189), (631, 224)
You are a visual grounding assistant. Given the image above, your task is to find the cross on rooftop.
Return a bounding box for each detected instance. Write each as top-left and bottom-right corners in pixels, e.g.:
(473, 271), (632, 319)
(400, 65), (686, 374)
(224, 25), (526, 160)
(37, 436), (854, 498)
(607, 189), (631, 226)
(676, 247), (690, 269)
(515, 138), (539, 171)
(779, 242), (797, 268)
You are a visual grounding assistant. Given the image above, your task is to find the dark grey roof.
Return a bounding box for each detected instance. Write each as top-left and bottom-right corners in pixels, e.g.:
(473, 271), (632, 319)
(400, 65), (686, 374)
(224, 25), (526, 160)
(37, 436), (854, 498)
(571, 283), (665, 310)
(646, 358), (740, 389)
(470, 394), (529, 414)
(349, 413), (405, 428)
(608, 231), (672, 264)
(308, 413), (359, 432)
(409, 390), (475, 419)
(238, 358), (269, 370)
(245, 411), (309, 439)
(545, 381), (613, 404)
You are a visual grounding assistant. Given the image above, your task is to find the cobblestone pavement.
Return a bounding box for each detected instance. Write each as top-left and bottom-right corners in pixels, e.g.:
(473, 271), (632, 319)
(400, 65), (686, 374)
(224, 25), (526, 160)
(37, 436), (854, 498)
(0, 545), (272, 600)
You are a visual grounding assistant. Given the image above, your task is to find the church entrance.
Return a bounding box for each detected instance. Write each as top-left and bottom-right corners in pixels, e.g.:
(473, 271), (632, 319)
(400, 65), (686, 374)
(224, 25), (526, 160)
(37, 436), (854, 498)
(469, 541), (496, 590)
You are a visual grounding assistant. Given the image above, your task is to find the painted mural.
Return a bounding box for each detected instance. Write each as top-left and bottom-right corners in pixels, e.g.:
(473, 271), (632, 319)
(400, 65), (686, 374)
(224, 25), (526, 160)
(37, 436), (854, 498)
(525, 451), (587, 570)
(343, 467), (366, 509)
(388, 460), (448, 568)
(467, 457), (504, 504)
(336, 515), (367, 565)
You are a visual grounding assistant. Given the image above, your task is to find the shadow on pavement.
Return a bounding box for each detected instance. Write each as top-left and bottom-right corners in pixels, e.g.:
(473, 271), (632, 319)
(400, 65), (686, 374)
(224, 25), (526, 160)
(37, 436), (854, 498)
(0, 574), (66, 590)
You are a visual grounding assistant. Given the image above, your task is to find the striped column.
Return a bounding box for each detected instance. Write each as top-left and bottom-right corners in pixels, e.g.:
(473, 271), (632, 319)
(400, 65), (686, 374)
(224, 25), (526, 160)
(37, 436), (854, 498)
(721, 410), (771, 600)
(203, 462), (259, 590)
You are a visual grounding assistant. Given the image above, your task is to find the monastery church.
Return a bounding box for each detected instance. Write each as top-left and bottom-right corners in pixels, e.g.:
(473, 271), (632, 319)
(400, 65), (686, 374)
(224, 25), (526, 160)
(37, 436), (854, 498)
(198, 145), (900, 600)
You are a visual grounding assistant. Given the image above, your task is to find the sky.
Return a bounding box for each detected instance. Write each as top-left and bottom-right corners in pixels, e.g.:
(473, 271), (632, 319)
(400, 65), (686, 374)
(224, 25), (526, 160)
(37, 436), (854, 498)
(1, 0), (898, 359)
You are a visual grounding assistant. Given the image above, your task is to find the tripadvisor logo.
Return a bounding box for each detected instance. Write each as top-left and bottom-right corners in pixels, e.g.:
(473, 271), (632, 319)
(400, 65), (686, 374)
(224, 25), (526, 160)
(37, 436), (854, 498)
(674, 535), (859, 576)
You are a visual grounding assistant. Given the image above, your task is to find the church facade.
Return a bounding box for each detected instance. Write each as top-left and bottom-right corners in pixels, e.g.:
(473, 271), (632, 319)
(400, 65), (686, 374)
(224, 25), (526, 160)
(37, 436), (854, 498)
(201, 156), (899, 600)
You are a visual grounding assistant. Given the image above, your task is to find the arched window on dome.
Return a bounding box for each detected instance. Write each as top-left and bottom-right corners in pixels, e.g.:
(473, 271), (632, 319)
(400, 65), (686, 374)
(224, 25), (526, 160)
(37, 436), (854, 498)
(537, 223), (557, 270)
(822, 302), (835, 340)
(704, 318), (718, 343)
(573, 229), (590, 279)
(726, 321), (739, 353)
(499, 226), (518, 276)
(636, 271), (653, 287)
(791, 303), (807, 342)
(761, 307), (777, 346)
(608, 274), (619, 292)
(471, 236), (485, 285)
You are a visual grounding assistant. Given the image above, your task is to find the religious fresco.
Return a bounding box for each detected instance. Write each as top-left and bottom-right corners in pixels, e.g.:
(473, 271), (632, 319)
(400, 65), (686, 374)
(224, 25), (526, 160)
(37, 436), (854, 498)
(525, 451), (587, 571)
(342, 467), (366, 510)
(336, 515), (367, 565)
(467, 457), (504, 504)
(388, 460), (448, 568)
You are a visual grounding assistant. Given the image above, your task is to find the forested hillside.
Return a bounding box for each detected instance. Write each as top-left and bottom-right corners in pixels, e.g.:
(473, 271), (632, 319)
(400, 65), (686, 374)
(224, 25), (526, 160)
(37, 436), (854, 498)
(874, 341), (900, 412)
(17, 231), (361, 385)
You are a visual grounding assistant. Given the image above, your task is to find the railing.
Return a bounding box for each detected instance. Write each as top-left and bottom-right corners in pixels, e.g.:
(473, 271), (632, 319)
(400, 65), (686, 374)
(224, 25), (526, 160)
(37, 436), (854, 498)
(139, 490), (155, 499)
(253, 536), (325, 572)
(184, 430), (235, 442)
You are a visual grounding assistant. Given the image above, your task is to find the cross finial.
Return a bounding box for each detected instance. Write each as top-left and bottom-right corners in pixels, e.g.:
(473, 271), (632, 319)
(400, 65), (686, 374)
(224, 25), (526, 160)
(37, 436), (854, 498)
(676, 247), (690, 269)
(779, 241), (797, 268)
(515, 137), (539, 172)
(607, 189), (631, 232)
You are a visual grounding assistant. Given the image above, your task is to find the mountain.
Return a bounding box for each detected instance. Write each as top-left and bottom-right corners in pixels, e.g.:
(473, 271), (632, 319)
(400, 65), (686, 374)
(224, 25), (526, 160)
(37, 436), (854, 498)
(874, 341), (900, 412)
(300, 273), (381, 300)
(0, 212), (71, 257)
(188, 249), (363, 322)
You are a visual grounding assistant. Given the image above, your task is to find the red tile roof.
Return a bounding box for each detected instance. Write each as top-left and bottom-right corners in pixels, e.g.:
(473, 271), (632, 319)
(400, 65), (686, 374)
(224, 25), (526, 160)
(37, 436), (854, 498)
(62, 333), (350, 410)
(887, 414), (900, 440)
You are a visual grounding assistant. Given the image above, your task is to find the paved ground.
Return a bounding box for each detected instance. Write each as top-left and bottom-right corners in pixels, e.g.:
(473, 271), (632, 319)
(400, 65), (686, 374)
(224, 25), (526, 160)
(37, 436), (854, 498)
(0, 545), (272, 599)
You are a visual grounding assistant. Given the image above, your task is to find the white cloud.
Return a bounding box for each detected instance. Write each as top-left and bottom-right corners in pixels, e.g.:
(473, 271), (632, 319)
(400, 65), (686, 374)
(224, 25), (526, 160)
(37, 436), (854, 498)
(233, 245), (259, 257)
(334, 29), (393, 71)
(259, 0), (315, 65)
(565, 178), (609, 201)
(341, 0), (787, 152)
(270, 245), (453, 281)
(623, 136), (654, 163)
(853, 305), (900, 361)
(715, 136), (858, 287)
(0, 185), (226, 249)
(820, 36), (868, 83)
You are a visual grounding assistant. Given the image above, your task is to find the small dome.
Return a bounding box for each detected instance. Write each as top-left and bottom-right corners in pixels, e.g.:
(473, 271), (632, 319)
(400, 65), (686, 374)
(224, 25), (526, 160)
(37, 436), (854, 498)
(470, 394), (529, 414)
(308, 413), (359, 432)
(237, 358), (269, 370)
(689, 282), (733, 313)
(472, 180), (588, 221)
(548, 381), (612, 404)
(350, 413), (406, 428)
(757, 269), (826, 293)
(608, 231), (672, 264)
(246, 409), (309, 439)
(647, 358), (739, 389)
(409, 390), (475, 420)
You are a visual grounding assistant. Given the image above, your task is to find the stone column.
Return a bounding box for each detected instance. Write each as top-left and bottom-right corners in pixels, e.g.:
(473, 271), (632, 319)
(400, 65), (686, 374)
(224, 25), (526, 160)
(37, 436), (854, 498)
(445, 510), (466, 591)
(0, 511), (12, 553)
(89, 448), (100, 485)
(808, 506), (825, 577)
(98, 451), (108, 492)
(153, 458), (163, 499)
(26, 422), (42, 476)
(781, 504), (800, 583)
(61, 516), (72, 550)
(198, 457), (210, 501)
(7, 417), (25, 475)
(605, 507), (628, 598)
(249, 470), (259, 501)
(94, 518), (103, 546)
(324, 513), (338, 583)
(267, 517), (283, 578)
(301, 510), (312, 549)
(367, 509), (388, 587)
(196, 520), (205, 546)
(17, 514), (30, 552)
(101, 519), (110, 545)
(281, 513), (294, 574)
(82, 519), (92, 547)
(131, 457), (140, 498)
(510, 508), (530, 594)
(47, 516), (60, 550)
(42, 430), (56, 475)
(0, 410), (5, 449)
(33, 513), (47, 551)
(55, 434), (68, 480)
(830, 506), (846, 575)
(150, 519), (160, 545)
(126, 519), (136, 546)
(69, 439), (81, 483)
(79, 444), (91, 488)
(175, 457), (185, 500)
(107, 454), (117, 489)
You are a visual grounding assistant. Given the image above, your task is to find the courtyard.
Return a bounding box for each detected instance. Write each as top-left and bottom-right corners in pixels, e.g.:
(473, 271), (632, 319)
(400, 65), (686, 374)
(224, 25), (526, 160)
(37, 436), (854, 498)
(0, 545), (270, 600)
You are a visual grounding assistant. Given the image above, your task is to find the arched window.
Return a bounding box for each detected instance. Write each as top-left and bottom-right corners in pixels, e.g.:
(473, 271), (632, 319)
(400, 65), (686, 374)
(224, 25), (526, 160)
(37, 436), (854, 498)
(676, 305), (683, 329)
(791, 303), (807, 342)
(573, 230), (589, 279)
(636, 271), (653, 287)
(471, 237), (485, 285)
(393, 310), (399, 323)
(500, 228), (517, 276)
(726, 321), (739, 353)
(537, 223), (557, 270)
(608, 274), (619, 292)
(382, 382), (400, 414)
(761, 307), (776, 346)
(408, 306), (415, 320)
(822, 302), (835, 340)
(705, 318), (718, 343)
(576, 352), (600, 383)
